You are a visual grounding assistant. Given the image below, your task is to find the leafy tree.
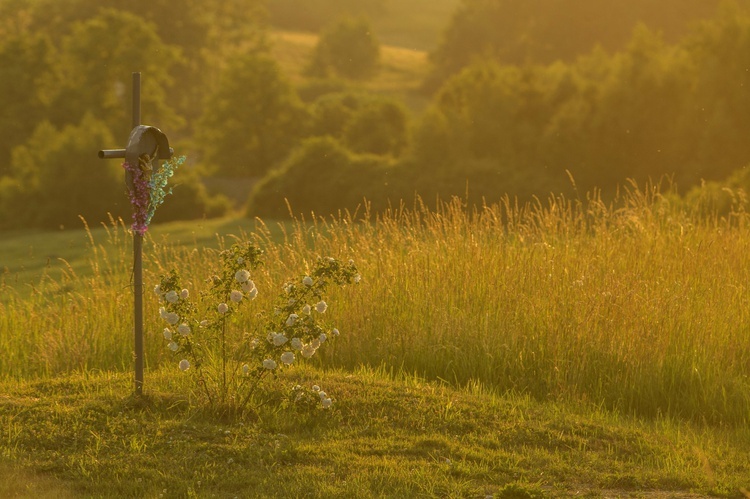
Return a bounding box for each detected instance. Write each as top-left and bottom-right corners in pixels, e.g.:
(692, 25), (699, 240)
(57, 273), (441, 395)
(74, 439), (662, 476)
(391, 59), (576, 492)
(197, 52), (310, 177)
(410, 107), (453, 170)
(15, 0), (265, 131)
(0, 114), (229, 230)
(2, 115), (126, 229)
(43, 9), (182, 139)
(308, 92), (409, 156)
(0, 33), (52, 177)
(309, 92), (364, 138)
(306, 17), (380, 80)
(680, 2), (750, 181)
(582, 26), (691, 188)
(426, 60), (553, 166)
(246, 136), (396, 218)
(426, 0), (750, 90)
(343, 98), (409, 156)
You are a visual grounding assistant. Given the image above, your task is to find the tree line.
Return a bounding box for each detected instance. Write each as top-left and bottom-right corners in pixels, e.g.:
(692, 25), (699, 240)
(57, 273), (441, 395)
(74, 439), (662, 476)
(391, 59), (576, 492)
(250, 1), (750, 218)
(2, 0), (750, 228)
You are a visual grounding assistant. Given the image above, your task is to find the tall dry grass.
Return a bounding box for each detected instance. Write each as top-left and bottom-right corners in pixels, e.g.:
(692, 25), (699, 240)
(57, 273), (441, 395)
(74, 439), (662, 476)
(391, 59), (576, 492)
(2, 181), (750, 424)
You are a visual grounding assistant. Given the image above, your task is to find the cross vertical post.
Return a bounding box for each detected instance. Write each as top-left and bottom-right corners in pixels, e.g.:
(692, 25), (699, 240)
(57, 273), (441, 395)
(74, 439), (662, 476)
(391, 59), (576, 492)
(132, 72), (144, 397)
(98, 72), (173, 397)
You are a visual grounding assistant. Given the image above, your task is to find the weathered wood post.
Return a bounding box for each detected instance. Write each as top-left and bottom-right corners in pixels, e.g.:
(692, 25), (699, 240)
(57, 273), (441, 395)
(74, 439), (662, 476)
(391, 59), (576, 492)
(98, 72), (173, 396)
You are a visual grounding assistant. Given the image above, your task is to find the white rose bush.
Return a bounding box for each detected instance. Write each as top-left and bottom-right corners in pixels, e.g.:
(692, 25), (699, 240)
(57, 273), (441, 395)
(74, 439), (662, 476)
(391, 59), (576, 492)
(155, 242), (360, 416)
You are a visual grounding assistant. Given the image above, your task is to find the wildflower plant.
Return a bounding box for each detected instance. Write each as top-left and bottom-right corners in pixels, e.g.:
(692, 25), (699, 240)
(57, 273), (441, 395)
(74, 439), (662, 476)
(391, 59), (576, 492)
(155, 242), (360, 415)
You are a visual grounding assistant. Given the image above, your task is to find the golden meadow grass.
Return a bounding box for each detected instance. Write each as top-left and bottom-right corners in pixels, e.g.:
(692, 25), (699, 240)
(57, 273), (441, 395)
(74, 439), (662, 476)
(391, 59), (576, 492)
(2, 182), (750, 425)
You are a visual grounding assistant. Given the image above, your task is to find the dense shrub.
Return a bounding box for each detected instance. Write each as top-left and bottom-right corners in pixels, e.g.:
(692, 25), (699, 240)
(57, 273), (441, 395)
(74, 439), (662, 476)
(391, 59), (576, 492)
(309, 92), (365, 139)
(343, 99), (409, 156)
(197, 52), (310, 177)
(246, 136), (399, 218)
(309, 92), (409, 157)
(0, 115), (126, 230)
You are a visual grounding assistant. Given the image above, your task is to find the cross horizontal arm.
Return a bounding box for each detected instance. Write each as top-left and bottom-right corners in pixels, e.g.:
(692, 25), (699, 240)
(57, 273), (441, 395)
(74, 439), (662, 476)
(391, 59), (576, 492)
(98, 147), (174, 160)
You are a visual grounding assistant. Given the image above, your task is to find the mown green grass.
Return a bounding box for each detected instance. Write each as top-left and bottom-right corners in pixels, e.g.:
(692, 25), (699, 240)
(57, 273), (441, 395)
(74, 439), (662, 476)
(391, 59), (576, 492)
(2, 366), (749, 497)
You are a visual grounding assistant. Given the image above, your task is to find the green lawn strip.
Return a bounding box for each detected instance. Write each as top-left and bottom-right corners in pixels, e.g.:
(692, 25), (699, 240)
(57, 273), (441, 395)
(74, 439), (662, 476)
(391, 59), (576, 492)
(1, 367), (748, 498)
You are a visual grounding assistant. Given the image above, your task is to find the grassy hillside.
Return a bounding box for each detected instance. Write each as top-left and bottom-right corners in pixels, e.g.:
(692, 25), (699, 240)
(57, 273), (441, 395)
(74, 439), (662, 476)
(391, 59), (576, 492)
(269, 29), (430, 110)
(371, 0), (459, 50)
(267, 0), (460, 51)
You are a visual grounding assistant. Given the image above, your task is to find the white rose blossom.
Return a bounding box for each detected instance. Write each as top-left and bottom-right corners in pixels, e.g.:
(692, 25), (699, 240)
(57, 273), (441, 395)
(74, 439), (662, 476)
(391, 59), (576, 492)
(315, 301), (327, 314)
(291, 337), (303, 351)
(154, 284), (162, 295)
(242, 364), (250, 375)
(322, 398), (333, 409)
(165, 290), (179, 303)
(332, 328), (340, 337)
(272, 333), (288, 346)
(168, 341), (179, 352)
(246, 287), (258, 300)
(179, 359), (190, 371)
(235, 270), (250, 283)
(302, 304), (311, 315)
(163, 328), (173, 340)
(230, 290), (243, 303)
(241, 280), (255, 293)
(286, 313), (299, 326)
(164, 312), (179, 325)
(318, 333), (327, 343)
(262, 359), (277, 370)
(180, 289), (189, 299)
(301, 343), (317, 359)
(280, 351), (295, 365)
(218, 303), (229, 314)
(178, 323), (191, 336)
(302, 276), (313, 287)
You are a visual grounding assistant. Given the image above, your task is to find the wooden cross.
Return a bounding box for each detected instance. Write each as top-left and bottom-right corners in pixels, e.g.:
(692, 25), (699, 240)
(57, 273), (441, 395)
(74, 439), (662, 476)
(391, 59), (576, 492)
(98, 72), (173, 397)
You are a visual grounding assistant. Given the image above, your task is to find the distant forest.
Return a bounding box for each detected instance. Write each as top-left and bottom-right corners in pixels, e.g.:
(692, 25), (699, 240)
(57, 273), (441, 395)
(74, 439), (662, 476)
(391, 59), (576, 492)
(2, 0), (750, 228)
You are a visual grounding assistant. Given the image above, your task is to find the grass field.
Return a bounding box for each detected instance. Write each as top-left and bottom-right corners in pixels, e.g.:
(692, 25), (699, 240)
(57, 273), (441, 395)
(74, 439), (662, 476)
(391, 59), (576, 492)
(269, 29), (431, 111)
(3, 185), (750, 496)
(266, 0), (458, 116)
(371, 0), (460, 51)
